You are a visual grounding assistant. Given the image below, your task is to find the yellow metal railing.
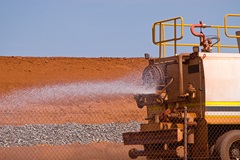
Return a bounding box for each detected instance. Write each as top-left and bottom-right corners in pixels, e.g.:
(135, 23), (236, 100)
(152, 17), (184, 58)
(224, 14), (240, 38)
(152, 14), (240, 57)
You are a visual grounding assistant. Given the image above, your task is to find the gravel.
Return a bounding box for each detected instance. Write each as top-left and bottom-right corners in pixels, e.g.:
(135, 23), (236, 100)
(0, 121), (140, 147)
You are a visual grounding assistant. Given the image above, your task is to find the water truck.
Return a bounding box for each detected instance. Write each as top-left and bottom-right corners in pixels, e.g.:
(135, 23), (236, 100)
(123, 14), (240, 159)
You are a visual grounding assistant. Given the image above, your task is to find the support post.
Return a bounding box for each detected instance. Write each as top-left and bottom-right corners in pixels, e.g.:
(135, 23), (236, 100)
(184, 106), (187, 160)
(236, 31), (240, 53)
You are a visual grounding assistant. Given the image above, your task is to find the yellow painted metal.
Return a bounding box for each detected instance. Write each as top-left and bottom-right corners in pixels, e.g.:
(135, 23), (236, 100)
(205, 100), (240, 124)
(152, 17), (184, 45)
(153, 15), (240, 57)
(163, 43), (238, 49)
(206, 101), (240, 106)
(217, 27), (221, 52)
(224, 14), (240, 38)
(163, 24), (239, 55)
(162, 24), (166, 57)
(152, 16), (184, 57)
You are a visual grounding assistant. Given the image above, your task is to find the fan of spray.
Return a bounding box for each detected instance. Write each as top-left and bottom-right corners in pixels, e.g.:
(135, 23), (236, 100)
(0, 74), (155, 108)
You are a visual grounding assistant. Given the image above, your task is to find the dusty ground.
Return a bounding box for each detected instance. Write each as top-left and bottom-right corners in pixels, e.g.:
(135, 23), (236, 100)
(0, 56), (148, 159)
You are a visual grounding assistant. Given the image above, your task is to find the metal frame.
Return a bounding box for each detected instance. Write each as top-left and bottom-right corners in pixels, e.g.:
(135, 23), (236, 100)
(152, 15), (240, 57)
(152, 17), (184, 58)
(224, 14), (240, 38)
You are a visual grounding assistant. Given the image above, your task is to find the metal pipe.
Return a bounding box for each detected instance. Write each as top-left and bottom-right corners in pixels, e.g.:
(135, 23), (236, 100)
(224, 14), (240, 38)
(129, 148), (145, 159)
(163, 25), (166, 57)
(163, 43), (238, 49)
(159, 24), (162, 58)
(184, 106), (188, 160)
(128, 148), (176, 159)
(178, 53), (191, 96)
(217, 27), (221, 52)
(174, 19), (177, 56)
(190, 21), (205, 37)
(236, 31), (240, 53)
(199, 59), (203, 118)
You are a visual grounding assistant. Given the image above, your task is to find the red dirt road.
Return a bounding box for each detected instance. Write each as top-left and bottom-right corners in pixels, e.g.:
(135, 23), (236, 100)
(1, 143), (144, 160)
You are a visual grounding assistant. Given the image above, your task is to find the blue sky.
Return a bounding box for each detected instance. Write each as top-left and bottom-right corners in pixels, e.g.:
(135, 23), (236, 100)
(0, 0), (239, 57)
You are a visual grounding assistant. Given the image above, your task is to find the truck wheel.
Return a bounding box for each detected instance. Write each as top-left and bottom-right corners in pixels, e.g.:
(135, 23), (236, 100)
(212, 133), (229, 156)
(214, 130), (240, 160)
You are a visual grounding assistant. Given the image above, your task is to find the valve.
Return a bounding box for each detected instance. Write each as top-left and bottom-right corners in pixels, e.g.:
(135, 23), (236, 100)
(190, 21), (215, 52)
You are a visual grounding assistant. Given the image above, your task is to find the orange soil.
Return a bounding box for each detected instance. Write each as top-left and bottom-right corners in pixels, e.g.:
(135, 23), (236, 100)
(0, 56), (148, 159)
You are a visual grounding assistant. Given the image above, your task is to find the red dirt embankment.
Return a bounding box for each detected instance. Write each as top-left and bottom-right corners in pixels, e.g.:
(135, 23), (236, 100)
(0, 56), (148, 160)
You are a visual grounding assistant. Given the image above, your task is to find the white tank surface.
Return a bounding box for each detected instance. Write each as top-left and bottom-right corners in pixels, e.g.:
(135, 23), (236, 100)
(200, 52), (240, 124)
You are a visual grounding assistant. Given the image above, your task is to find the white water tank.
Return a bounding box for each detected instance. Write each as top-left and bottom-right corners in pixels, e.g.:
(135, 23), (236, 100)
(200, 52), (240, 124)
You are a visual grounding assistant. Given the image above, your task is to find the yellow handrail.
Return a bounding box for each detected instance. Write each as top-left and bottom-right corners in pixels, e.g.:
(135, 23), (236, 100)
(163, 24), (240, 53)
(152, 15), (240, 57)
(224, 14), (240, 38)
(152, 17), (184, 57)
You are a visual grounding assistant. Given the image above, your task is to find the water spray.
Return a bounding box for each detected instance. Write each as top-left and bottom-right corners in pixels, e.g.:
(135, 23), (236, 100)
(0, 74), (155, 108)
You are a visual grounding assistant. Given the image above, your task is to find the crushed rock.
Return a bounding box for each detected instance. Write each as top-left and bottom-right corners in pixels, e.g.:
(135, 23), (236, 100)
(0, 121), (140, 147)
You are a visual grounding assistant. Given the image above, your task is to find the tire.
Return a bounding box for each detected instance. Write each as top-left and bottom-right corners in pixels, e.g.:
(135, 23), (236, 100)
(214, 130), (240, 160)
(212, 133), (229, 156)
